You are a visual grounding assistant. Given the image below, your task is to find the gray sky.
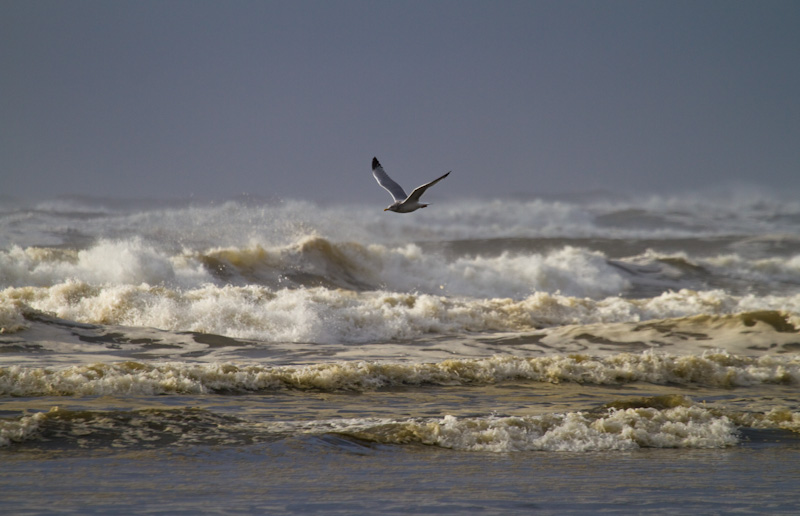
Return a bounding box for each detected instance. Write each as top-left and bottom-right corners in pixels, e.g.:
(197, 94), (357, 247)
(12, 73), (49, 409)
(3, 0), (799, 202)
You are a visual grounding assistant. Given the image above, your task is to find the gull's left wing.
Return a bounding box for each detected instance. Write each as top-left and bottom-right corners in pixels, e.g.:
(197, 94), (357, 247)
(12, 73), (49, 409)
(372, 157), (408, 202)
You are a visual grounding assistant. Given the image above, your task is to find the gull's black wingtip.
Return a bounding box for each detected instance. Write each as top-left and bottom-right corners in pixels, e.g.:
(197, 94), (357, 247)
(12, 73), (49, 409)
(372, 157), (380, 170)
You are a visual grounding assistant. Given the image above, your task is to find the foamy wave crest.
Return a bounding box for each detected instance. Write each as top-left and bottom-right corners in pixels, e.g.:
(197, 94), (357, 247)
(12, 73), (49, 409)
(2, 352), (798, 397)
(378, 243), (627, 299)
(705, 253), (800, 287)
(730, 408), (800, 434)
(0, 296), (28, 333)
(617, 249), (800, 296)
(3, 279), (800, 342)
(0, 240), (211, 289)
(0, 412), (47, 447)
(336, 407), (739, 451)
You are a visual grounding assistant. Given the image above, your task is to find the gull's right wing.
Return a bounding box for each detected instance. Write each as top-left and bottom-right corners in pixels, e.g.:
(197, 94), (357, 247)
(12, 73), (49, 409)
(406, 171), (451, 203)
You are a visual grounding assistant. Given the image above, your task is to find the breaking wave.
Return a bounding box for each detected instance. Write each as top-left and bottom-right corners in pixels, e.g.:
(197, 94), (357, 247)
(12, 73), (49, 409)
(6, 401), (798, 452)
(3, 272), (800, 345)
(1, 236), (632, 299)
(338, 407), (739, 452)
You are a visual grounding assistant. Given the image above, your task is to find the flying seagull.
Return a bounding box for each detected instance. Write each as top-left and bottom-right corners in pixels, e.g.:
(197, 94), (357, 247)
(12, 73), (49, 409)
(372, 157), (450, 213)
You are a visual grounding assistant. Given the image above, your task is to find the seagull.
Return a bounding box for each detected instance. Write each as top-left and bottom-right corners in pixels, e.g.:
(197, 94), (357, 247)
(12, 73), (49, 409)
(372, 157), (450, 213)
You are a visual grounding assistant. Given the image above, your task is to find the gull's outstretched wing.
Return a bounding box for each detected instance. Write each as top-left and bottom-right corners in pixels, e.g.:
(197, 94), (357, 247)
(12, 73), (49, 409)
(372, 157), (407, 202)
(406, 171), (451, 203)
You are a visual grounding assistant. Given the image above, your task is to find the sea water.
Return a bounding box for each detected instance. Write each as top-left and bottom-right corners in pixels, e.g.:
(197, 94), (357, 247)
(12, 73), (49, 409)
(2, 192), (800, 514)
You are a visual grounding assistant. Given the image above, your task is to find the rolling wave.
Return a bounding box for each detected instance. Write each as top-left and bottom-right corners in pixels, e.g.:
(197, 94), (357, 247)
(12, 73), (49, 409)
(3, 233), (800, 301)
(2, 351), (798, 398)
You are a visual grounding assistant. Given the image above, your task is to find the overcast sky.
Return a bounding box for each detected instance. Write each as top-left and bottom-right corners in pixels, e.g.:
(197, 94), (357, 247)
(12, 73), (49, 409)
(2, 0), (799, 203)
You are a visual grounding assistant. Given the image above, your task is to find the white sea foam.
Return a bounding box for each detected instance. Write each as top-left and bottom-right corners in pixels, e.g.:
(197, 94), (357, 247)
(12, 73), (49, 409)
(3, 275), (800, 345)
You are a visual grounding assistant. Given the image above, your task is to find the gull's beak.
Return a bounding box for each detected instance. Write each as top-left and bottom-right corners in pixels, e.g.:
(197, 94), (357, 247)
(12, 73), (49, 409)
(384, 208), (390, 211)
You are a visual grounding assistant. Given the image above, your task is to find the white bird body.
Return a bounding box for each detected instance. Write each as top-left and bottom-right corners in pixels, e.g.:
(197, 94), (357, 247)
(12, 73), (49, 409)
(372, 157), (450, 213)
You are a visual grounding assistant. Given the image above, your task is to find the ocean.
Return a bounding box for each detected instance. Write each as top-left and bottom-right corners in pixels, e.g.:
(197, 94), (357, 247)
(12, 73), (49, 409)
(1, 191), (799, 514)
